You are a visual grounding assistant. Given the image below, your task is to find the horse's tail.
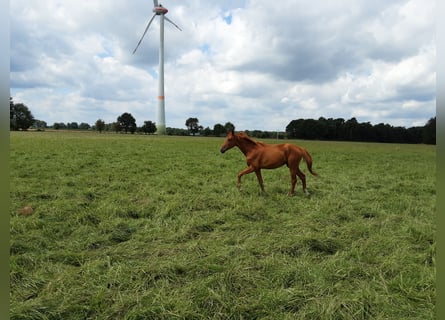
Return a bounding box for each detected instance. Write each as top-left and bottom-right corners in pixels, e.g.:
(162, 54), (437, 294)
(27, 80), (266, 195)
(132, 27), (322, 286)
(302, 149), (318, 176)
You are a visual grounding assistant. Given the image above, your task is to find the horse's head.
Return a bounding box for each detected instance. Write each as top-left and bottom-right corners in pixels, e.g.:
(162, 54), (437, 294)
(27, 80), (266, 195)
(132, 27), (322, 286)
(220, 130), (237, 153)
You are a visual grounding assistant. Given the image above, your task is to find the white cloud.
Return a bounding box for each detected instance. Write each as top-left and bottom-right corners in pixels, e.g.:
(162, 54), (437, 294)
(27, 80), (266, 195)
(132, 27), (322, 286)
(10, 0), (436, 130)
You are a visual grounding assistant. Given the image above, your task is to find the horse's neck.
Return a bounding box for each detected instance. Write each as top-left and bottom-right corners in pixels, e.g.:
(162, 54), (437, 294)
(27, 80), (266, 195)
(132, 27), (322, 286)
(236, 136), (259, 156)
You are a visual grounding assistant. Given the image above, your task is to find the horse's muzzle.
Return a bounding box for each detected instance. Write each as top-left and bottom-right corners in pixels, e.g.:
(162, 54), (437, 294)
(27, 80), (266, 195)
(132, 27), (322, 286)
(220, 147), (226, 153)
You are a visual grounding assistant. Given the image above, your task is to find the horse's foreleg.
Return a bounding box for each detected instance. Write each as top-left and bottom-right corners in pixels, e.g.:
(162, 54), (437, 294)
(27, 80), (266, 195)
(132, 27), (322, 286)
(237, 166), (255, 191)
(254, 170), (265, 193)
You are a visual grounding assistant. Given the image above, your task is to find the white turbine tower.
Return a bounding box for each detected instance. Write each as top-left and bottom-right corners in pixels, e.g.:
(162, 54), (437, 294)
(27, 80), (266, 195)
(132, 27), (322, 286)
(133, 0), (181, 135)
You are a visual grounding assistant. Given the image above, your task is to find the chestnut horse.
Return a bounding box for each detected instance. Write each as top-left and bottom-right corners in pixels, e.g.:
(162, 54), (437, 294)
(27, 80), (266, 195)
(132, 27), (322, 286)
(220, 131), (318, 196)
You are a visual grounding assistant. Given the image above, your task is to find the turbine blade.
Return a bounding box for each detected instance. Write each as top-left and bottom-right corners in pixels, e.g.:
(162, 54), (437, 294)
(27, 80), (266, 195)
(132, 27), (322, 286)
(164, 16), (182, 31)
(153, 0), (159, 7)
(133, 13), (157, 54)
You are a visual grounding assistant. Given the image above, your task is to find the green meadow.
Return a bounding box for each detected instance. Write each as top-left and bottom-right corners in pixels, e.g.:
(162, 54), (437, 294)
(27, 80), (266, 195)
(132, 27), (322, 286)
(10, 131), (436, 319)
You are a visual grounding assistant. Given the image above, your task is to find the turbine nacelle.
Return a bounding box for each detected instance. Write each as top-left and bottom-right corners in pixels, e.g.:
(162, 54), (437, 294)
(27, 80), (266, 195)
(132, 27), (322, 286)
(153, 5), (168, 15)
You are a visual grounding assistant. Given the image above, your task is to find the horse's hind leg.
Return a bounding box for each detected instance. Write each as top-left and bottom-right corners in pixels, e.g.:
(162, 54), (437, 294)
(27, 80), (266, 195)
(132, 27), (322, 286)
(289, 168), (297, 197)
(295, 167), (308, 195)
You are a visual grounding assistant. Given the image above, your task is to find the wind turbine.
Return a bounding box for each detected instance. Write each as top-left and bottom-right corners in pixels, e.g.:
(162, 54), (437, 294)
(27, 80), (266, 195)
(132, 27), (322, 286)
(133, 0), (182, 135)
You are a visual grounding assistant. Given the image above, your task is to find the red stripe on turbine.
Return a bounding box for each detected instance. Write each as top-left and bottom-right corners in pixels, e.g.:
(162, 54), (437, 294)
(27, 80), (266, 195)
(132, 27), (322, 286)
(158, 96), (165, 100)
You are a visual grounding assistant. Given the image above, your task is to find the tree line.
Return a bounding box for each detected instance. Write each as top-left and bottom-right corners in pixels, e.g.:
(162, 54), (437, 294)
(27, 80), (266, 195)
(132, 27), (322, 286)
(9, 98), (234, 136)
(286, 117), (436, 144)
(10, 97), (435, 144)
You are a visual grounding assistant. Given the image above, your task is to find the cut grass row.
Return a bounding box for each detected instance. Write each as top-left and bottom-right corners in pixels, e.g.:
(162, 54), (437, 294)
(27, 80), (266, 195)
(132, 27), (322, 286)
(10, 131), (435, 319)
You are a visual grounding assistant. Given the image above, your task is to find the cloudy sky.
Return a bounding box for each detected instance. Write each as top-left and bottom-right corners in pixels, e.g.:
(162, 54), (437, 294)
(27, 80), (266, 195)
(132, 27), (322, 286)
(10, 0), (435, 130)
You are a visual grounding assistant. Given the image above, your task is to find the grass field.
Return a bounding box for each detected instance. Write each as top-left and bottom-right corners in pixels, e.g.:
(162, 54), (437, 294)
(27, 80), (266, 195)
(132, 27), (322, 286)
(10, 131), (436, 319)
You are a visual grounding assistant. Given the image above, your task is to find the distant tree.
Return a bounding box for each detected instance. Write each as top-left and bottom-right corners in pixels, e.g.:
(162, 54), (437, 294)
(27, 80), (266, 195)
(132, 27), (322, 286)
(213, 123), (226, 136)
(332, 118), (346, 140)
(303, 119), (319, 139)
(185, 117), (200, 135)
(33, 120), (47, 131)
(67, 122), (79, 130)
(374, 123), (391, 142)
(104, 123), (113, 131)
(285, 119), (304, 139)
(112, 122), (122, 133)
(117, 113), (137, 133)
(141, 120), (157, 134)
(166, 127), (188, 136)
(79, 122), (91, 130)
(95, 119), (105, 133)
(344, 117), (359, 141)
(422, 117), (436, 145)
(202, 126), (212, 136)
(406, 126), (423, 144)
(53, 122), (67, 130)
(224, 122), (235, 132)
(390, 126), (405, 143)
(358, 122), (375, 142)
(10, 98), (35, 130)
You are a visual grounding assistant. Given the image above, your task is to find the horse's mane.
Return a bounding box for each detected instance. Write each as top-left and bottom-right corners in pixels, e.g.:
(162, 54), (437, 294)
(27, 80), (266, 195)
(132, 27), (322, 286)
(236, 132), (263, 147)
